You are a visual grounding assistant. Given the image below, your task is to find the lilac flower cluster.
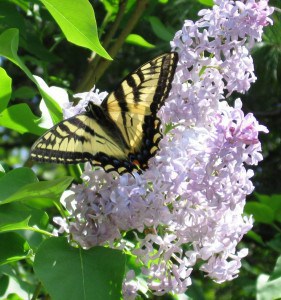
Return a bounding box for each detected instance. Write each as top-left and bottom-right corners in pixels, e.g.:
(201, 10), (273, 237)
(55, 0), (273, 297)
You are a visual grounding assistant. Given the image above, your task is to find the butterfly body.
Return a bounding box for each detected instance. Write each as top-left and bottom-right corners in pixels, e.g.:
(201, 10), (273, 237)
(31, 52), (178, 174)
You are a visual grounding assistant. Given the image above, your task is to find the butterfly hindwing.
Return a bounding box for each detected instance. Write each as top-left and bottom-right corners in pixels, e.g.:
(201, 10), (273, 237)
(31, 52), (178, 174)
(31, 114), (130, 166)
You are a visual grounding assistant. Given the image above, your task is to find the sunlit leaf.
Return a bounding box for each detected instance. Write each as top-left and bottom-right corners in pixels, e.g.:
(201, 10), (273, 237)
(0, 29), (63, 124)
(270, 256), (281, 281)
(41, 0), (111, 60)
(0, 103), (45, 135)
(255, 193), (281, 222)
(126, 34), (155, 48)
(198, 0), (214, 6)
(257, 256), (281, 300)
(244, 202), (274, 224)
(1, 176), (73, 206)
(0, 67), (12, 112)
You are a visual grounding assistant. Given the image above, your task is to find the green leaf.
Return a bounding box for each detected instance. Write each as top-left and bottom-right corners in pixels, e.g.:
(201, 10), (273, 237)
(267, 235), (281, 253)
(21, 31), (59, 63)
(125, 34), (155, 48)
(0, 217), (31, 234)
(0, 265), (34, 299)
(244, 202), (275, 224)
(5, 0), (30, 12)
(256, 194), (281, 222)
(0, 103), (45, 135)
(148, 16), (174, 42)
(0, 232), (31, 266)
(1, 176), (73, 207)
(198, 0), (214, 6)
(247, 230), (264, 245)
(0, 203), (49, 248)
(5, 294), (24, 300)
(0, 203), (49, 234)
(0, 67), (12, 112)
(12, 86), (37, 100)
(41, 0), (111, 60)
(0, 165), (5, 179)
(34, 237), (126, 300)
(0, 29), (62, 124)
(270, 256), (281, 281)
(0, 2), (26, 35)
(0, 168), (38, 204)
(255, 193), (271, 204)
(0, 29), (35, 79)
(257, 256), (281, 300)
(0, 274), (9, 296)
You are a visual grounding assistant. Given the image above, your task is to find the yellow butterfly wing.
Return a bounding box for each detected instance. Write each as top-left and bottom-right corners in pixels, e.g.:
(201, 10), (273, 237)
(31, 52), (178, 174)
(101, 52), (178, 164)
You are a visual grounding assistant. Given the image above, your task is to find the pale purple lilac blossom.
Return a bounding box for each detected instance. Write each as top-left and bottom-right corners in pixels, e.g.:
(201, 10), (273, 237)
(55, 0), (273, 297)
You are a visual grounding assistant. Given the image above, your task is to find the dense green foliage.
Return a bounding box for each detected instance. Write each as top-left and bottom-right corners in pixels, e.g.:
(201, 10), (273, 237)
(0, 0), (281, 299)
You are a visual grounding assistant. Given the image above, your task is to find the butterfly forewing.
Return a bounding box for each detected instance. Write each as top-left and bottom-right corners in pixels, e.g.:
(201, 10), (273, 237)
(103, 52), (178, 148)
(104, 53), (178, 115)
(31, 52), (178, 174)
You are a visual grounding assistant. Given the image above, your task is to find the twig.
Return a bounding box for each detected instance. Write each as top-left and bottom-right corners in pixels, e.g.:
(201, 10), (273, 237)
(76, 0), (128, 92)
(76, 0), (149, 91)
(31, 282), (42, 300)
(95, 0), (149, 83)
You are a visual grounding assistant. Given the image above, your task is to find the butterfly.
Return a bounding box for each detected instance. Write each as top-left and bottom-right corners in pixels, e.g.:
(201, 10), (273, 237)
(30, 52), (178, 174)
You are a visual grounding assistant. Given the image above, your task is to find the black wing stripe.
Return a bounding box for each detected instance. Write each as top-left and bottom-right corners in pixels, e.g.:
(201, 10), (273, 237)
(67, 117), (96, 136)
(114, 80), (132, 142)
(136, 68), (145, 82)
(126, 76), (141, 104)
(151, 54), (177, 114)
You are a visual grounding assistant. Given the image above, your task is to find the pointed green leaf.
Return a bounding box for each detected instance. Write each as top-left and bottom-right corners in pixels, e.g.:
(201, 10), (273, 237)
(257, 256), (281, 300)
(244, 202), (274, 224)
(126, 34), (155, 48)
(0, 103), (45, 135)
(0, 217), (30, 233)
(0, 168), (38, 204)
(256, 193), (281, 222)
(270, 256), (281, 281)
(34, 237), (126, 300)
(0, 274), (9, 296)
(0, 67), (12, 112)
(0, 202), (49, 235)
(0, 232), (31, 266)
(0, 29), (62, 124)
(0, 203), (50, 247)
(0, 2), (26, 33)
(0, 164), (5, 177)
(41, 0), (111, 60)
(198, 0), (214, 6)
(148, 16), (174, 42)
(12, 86), (37, 100)
(4, 294), (24, 300)
(1, 176), (73, 206)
